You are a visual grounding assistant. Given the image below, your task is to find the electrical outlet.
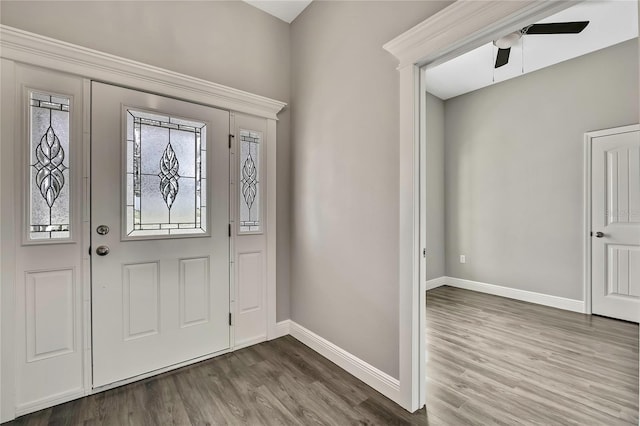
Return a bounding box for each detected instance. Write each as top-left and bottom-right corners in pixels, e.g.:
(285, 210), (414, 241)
(459, 255), (466, 264)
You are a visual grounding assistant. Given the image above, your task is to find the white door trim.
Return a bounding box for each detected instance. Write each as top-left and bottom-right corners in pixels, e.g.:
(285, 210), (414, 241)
(383, 0), (578, 412)
(583, 124), (640, 316)
(0, 26), (285, 120)
(0, 25), (284, 422)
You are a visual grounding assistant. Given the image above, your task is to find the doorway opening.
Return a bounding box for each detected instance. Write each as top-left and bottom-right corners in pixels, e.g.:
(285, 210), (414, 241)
(418, 0), (639, 421)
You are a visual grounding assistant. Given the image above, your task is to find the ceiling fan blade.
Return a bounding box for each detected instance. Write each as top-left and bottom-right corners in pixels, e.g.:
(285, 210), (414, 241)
(525, 21), (589, 34)
(495, 48), (510, 68)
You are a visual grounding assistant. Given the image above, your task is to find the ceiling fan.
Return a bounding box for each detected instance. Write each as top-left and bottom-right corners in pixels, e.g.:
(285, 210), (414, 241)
(493, 21), (589, 68)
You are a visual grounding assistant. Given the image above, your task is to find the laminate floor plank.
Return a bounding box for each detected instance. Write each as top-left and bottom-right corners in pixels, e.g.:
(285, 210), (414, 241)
(426, 286), (639, 425)
(7, 286), (638, 425)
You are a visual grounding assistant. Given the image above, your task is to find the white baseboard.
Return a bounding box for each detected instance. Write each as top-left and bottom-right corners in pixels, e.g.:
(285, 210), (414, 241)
(445, 277), (585, 313)
(426, 276), (446, 290)
(288, 321), (401, 405)
(273, 320), (291, 339)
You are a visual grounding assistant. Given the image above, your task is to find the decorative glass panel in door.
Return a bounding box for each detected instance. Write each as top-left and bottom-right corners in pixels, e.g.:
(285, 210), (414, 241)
(29, 91), (71, 240)
(239, 129), (261, 233)
(125, 109), (207, 237)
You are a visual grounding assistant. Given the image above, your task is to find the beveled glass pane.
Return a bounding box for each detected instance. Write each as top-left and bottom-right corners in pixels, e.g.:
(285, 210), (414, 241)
(200, 146), (207, 180)
(171, 129), (196, 178)
(140, 124), (169, 175)
(125, 109), (207, 237)
(239, 129), (261, 233)
(29, 91), (71, 240)
(171, 116), (205, 128)
(140, 175), (169, 225)
(170, 178), (195, 223)
(132, 109), (170, 123)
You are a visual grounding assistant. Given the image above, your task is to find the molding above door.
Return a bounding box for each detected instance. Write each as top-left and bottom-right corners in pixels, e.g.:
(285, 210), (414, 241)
(0, 25), (287, 120)
(383, 0), (576, 69)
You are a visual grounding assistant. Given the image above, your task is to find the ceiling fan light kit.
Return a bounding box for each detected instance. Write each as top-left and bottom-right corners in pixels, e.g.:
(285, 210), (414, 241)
(493, 32), (522, 49)
(493, 21), (590, 69)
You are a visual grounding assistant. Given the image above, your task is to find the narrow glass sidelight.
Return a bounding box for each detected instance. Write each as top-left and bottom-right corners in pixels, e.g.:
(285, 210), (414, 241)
(239, 129), (261, 233)
(125, 109), (208, 237)
(29, 91), (71, 240)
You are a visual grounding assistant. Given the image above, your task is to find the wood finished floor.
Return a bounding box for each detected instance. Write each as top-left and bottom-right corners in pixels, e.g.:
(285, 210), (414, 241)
(7, 286), (639, 425)
(426, 286), (639, 426)
(6, 335), (428, 426)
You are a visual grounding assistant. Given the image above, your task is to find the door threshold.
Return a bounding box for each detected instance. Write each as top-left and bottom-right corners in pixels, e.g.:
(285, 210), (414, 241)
(91, 347), (232, 394)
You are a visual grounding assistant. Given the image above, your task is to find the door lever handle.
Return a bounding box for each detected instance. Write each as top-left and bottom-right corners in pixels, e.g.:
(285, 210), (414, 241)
(593, 231), (605, 238)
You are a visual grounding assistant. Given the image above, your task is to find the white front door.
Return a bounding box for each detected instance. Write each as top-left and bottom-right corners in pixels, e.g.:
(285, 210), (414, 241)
(591, 126), (640, 323)
(91, 82), (230, 387)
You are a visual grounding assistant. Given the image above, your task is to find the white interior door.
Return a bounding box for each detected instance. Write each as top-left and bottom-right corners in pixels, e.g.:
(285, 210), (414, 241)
(91, 82), (230, 387)
(591, 126), (640, 323)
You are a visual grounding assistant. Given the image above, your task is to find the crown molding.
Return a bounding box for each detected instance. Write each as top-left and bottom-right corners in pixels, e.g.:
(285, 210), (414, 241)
(0, 25), (286, 120)
(383, 0), (576, 69)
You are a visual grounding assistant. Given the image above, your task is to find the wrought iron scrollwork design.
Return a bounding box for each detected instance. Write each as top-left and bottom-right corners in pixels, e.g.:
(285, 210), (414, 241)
(241, 153), (258, 210)
(34, 126), (67, 207)
(158, 143), (180, 209)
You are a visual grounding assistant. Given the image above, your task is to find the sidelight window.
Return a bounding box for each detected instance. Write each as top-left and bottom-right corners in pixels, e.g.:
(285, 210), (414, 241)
(239, 129), (261, 233)
(29, 91), (71, 240)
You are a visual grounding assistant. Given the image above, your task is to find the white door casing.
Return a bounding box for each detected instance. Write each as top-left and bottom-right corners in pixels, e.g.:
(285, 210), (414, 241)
(384, 0), (584, 411)
(91, 82), (230, 387)
(590, 126), (640, 323)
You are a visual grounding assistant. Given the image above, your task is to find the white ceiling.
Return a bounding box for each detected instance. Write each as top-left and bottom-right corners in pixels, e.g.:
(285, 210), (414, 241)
(426, 0), (639, 100)
(243, 0), (312, 23)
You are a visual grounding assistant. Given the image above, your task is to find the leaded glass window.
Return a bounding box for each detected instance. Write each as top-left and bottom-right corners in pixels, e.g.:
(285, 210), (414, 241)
(29, 91), (71, 240)
(125, 109), (207, 237)
(239, 129), (261, 233)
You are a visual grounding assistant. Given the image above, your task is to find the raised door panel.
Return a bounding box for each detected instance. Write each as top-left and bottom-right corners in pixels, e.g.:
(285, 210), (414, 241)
(123, 262), (159, 340)
(238, 252), (263, 314)
(606, 146), (640, 224)
(607, 245), (640, 297)
(26, 270), (75, 362)
(179, 257), (210, 327)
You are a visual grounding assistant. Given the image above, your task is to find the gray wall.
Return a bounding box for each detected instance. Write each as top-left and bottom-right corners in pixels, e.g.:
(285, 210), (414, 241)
(0, 1), (292, 320)
(444, 39), (639, 300)
(426, 93), (446, 280)
(290, 0), (451, 379)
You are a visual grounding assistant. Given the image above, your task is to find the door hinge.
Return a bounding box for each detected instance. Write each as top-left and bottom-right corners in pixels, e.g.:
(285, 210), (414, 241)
(229, 313), (232, 326)
(229, 134), (234, 148)
(423, 248), (426, 258)
(229, 224), (231, 237)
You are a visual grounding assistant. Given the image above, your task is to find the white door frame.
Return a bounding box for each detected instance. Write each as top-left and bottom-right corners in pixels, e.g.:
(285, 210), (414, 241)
(383, 0), (580, 411)
(0, 25), (285, 422)
(583, 124), (640, 316)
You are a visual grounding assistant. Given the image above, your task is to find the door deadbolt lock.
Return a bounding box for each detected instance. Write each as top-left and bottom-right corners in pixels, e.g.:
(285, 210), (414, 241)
(96, 225), (110, 235)
(95, 245), (110, 256)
